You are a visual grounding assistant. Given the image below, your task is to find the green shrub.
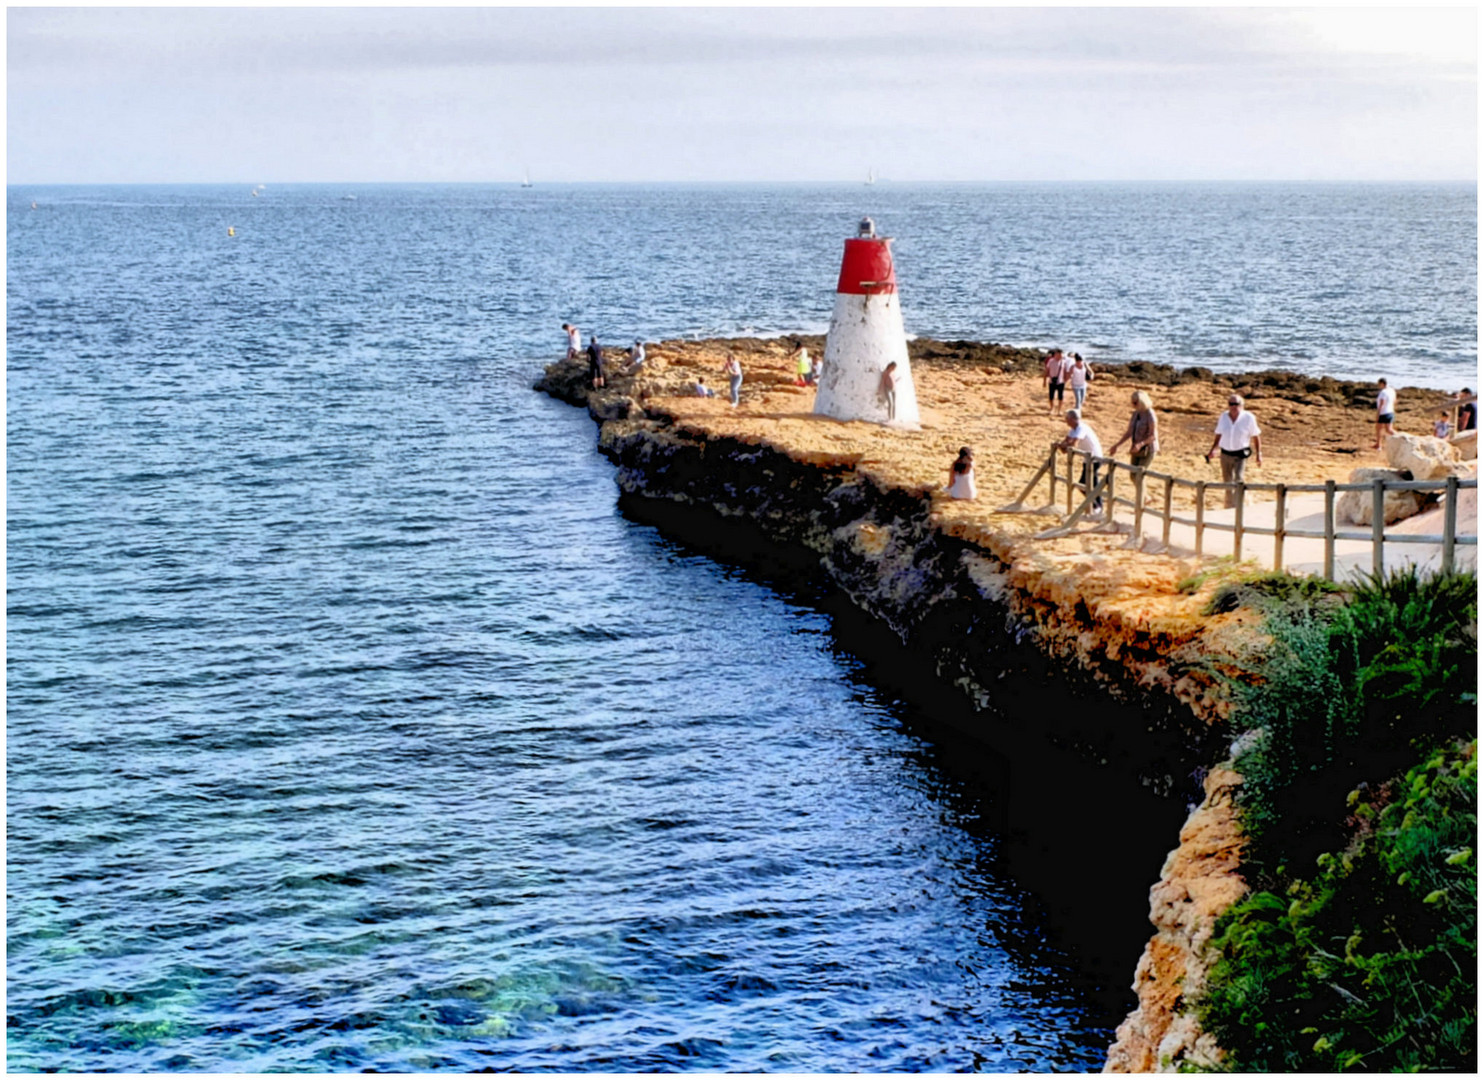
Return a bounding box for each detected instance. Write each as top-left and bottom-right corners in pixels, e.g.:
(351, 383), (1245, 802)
(1199, 738), (1477, 1072)
(1175, 557), (1260, 596)
(1230, 567), (1476, 875)
(1202, 571), (1346, 616)
(1196, 567), (1477, 1071)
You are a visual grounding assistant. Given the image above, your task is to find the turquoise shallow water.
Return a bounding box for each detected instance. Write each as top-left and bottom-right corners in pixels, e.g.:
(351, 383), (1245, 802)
(7, 183), (1476, 1071)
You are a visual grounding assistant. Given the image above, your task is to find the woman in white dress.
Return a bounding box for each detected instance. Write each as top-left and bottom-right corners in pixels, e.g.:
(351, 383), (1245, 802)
(946, 446), (977, 500)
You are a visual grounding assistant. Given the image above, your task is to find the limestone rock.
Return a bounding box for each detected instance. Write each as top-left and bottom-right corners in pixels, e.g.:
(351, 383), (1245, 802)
(1384, 432), (1467, 481)
(1451, 429), (1478, 461)
(1104, 766), (1246, 1073)
(1337, 467), (1423, 526)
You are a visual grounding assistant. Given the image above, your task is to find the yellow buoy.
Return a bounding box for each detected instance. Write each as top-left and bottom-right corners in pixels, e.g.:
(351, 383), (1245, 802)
(228, 226), (236, 237)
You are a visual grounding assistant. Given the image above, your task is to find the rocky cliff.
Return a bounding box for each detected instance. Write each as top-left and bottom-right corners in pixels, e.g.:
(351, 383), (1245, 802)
(536, 340), (1276, 1070)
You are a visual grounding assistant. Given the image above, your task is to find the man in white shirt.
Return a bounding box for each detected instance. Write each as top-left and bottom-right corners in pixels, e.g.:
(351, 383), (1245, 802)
(1205, 394), (1263, 507)
(1374, 378), (1397, 450)
(563, 322), (581, 360)
(1060, 408), (1105, 513)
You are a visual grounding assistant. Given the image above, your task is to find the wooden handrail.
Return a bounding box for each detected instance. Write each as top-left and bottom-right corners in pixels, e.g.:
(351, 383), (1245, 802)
(1025, 446), (1476, 581)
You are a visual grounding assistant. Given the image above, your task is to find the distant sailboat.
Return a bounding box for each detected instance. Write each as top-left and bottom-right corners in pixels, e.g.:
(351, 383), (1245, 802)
(865, 167), (876, 186)
(521, 168), (533, 188)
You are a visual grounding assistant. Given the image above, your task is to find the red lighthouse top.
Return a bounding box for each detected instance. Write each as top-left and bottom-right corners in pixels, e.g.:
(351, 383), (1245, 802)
(836, 237), (897, 296)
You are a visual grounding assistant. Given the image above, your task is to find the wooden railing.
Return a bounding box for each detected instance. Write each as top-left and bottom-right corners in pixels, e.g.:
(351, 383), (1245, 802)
(1000, 444), (1476, 581)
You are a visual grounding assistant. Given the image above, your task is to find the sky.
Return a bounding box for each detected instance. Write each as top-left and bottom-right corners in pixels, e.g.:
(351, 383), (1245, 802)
(6, 4), (1478, 183)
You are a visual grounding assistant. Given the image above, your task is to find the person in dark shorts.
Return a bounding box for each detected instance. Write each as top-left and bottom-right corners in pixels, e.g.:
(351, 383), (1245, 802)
(1043, 348), (1068, 415)
(1373, 378), (1397, 450)
(587, 335), (606, 389)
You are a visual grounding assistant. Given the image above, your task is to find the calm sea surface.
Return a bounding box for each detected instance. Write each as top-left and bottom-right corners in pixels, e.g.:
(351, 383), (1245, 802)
(7, 183), (1476, 1072)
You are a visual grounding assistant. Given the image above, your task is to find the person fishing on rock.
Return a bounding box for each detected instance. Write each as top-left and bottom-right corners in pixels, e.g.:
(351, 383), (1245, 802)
(587, 335), (606, 389)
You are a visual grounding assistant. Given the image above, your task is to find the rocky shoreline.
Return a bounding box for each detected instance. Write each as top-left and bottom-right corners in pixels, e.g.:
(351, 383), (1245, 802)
(535, 336), (1462, 1070)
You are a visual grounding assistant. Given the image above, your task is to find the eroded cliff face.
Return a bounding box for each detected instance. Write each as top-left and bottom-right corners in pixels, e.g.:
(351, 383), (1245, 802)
(1103, 766), (1248, 1072)
(538, 346), (1253, 1071)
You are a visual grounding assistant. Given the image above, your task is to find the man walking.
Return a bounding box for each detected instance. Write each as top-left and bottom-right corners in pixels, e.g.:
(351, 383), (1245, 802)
(1205, 394), (1262, 508)
(1043, 348), (1068, 415)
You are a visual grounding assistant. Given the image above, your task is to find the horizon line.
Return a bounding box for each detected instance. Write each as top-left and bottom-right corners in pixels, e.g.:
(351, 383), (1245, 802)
(9, 177), (1480, 187)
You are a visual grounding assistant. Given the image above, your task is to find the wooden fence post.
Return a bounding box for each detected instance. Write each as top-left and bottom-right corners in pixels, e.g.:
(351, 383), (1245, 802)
(1371, 477), (1385, 577)
(1105, 464), (1116, 521)
(1162, 476), (1173, 548)
(1133, 467), (1146, 541)
(1443, 475), (1459, 573)
(1273, 485), (1287, 572)
(1324, 480), (1336, 582)
(1195, 481), (1206, 556)
(1047, 447), (1057, 507)
(1064, 450), (1074, 515)
(1233, 482), (1246, 561)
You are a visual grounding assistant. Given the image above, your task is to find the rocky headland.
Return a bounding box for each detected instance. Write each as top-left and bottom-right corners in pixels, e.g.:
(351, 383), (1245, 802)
(536, 336), (1468, 1071)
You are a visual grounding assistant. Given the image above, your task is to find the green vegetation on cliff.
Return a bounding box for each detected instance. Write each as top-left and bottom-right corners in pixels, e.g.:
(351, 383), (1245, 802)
(1197, 568), (1477, 1072)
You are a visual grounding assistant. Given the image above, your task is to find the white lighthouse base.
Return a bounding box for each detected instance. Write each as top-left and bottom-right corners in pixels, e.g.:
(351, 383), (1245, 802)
(815, 292), (920, 429)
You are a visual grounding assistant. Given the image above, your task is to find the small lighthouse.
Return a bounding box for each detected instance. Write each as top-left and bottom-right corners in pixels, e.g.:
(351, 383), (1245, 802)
(814, 218), (920, 429)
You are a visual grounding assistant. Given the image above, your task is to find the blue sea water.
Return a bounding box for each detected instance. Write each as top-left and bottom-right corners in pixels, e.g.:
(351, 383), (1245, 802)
(7, 183), (1477, 1072)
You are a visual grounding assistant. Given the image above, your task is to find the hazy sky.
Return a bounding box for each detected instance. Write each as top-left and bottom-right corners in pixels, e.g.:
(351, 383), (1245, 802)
(7, 5), (1478, 183)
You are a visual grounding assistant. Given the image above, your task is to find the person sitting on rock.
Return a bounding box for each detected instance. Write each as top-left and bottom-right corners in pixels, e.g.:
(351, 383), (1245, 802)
(946, 446), (977, 500)
(694, 376), (715, 398)
(808, 354), (822, 386)
(1434, 410), (1453, 440)
(623, 339), (646, 375)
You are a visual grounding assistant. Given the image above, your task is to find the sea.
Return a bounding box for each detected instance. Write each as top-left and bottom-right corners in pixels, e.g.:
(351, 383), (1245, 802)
(6, 182), (1476, 1072)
